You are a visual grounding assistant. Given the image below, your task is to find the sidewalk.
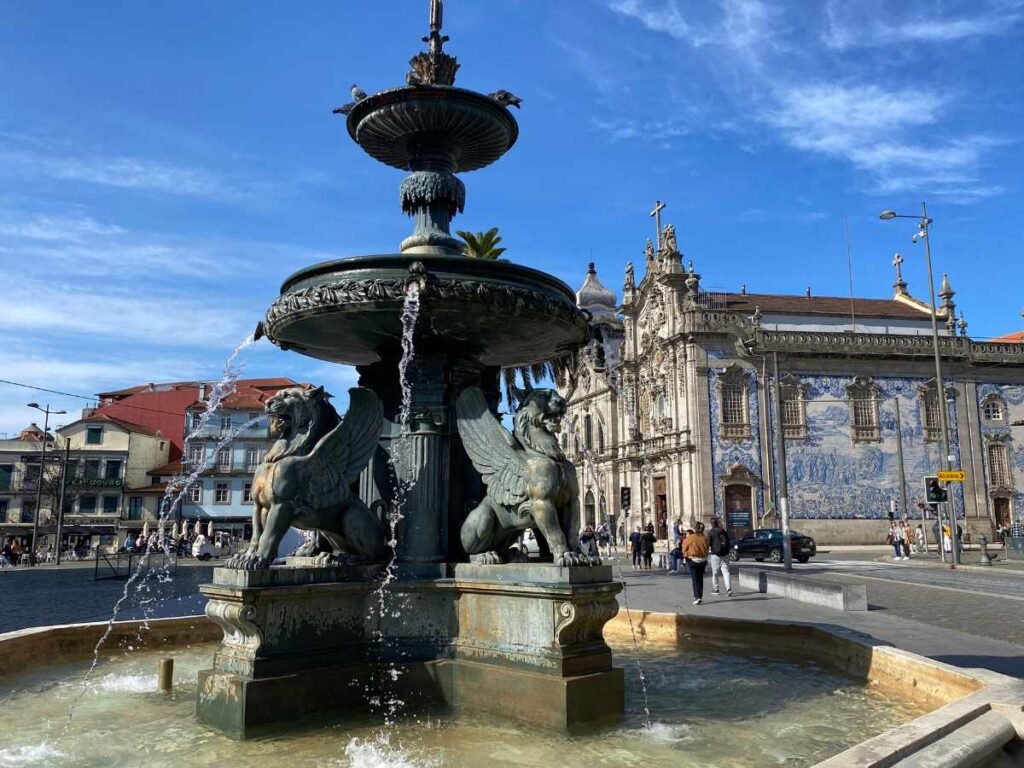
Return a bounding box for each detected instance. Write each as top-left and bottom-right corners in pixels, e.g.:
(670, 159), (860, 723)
(617, 565), (1024, 679)
(870, 549), (1024, 575)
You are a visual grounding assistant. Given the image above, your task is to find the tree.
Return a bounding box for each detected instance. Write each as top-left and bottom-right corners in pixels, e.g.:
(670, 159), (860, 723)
(456, 227), (506, 260)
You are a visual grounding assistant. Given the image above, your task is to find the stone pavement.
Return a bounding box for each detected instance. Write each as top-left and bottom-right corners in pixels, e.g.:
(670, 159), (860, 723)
(612, 560), (1024, 680)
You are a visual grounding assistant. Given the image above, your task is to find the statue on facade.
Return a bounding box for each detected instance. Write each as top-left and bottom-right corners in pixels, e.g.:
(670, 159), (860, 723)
(226, 386), (387, 570)
(644, 238), (655, 262)
(662, 224), (678, 256)
(624, 261), (635, 288)
(456, 385), (597, 566)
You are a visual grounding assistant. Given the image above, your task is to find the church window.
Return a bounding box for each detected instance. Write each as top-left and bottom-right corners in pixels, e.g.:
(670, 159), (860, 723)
(584, 414), (593, 450)
(847, 376), (881, 443)
(718, 365), (750, 440)
(780, 375), (808, 440)
(920, 391), (941, 442)
(982, 397), (1006, 423)
(988, 443), (1011, 488)
(598, 424), (605, 454)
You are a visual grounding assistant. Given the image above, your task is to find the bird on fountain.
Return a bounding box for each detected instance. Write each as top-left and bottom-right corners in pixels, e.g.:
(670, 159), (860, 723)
(488, 89), (522, 109)
(350, 84), (368, 101)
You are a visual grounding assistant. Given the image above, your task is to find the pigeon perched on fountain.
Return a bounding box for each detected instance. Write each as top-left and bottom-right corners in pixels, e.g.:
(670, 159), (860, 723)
(488, 89), (522, 109)
(332, 103), (355, 115)
(350, 84), (368, 101)
(405, 70), (424, 86)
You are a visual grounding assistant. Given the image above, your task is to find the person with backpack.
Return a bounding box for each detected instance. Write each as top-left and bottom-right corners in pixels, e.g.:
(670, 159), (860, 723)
(707, 517), (732, 596)
(640, 524), (656, 570)
(629, 526), (643, 570)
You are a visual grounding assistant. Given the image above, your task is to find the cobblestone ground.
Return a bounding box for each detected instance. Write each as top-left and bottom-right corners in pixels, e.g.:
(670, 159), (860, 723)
(0, 561), (213, 634)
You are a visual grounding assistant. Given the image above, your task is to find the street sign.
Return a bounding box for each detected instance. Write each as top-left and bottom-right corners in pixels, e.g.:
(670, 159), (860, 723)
(938, 470), (966, 483)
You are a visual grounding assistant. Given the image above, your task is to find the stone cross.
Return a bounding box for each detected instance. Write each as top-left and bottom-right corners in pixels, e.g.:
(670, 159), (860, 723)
(892, 252), (908, 294)
(650, 200), (666, 250)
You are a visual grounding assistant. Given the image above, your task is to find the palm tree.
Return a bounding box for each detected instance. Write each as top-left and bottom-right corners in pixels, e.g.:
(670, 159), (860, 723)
(456, 227), (506, 260)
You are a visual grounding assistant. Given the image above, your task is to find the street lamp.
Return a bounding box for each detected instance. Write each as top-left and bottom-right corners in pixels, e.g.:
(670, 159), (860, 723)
(880, 203), (960, 564)
(27, 403), (66, 565)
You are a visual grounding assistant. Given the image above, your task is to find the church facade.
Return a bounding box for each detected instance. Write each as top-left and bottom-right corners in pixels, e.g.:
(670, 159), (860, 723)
(563, 223), (1024, 545)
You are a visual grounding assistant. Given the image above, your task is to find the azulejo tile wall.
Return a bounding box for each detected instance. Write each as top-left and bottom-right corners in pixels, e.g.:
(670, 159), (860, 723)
(709, 363), (967, 520)
(977, 384), (1024, 514)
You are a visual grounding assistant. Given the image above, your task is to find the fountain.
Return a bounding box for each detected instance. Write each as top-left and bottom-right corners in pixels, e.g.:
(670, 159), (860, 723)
(195, 0), (622, 738)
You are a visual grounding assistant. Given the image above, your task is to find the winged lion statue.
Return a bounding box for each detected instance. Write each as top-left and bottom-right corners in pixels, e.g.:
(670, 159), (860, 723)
(455, 384), (598, 566)
(226, 385), (387, 570)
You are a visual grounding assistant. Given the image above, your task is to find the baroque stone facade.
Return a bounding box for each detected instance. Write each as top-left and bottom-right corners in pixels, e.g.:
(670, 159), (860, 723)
(564, 227), (1024, 545)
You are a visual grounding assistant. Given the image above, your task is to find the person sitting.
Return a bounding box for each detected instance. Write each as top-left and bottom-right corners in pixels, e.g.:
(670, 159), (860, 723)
(668, 541), (683, 574)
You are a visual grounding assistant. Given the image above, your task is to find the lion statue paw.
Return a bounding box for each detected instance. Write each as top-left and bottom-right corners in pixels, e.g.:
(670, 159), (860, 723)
(225, 551), (270, 570)
(558, 551), (601, 567)
(469, 551), (503, 565)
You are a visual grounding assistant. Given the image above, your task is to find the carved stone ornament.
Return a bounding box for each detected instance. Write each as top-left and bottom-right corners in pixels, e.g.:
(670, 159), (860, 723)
(206, 600), (261, 655)
(554, 598), (620, 646)
(719, 463), (759, 487)
(400, 170), (466, 218)
(264, 277), (589, 342)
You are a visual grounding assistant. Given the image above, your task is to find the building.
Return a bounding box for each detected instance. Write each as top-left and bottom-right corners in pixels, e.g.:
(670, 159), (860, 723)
(179, 385), (292, 538)
(92, 377), (299, 461)
(0, 414), (170, 552)
(563, 222), (1024, 545)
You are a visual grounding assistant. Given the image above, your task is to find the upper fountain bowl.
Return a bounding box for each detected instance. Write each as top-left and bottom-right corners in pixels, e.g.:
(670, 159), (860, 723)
(347, 86), (519, 173)
(261, 255), (588, 368)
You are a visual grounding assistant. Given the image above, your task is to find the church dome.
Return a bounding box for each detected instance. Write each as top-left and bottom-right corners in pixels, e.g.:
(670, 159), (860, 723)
(576, 263), (617, 319)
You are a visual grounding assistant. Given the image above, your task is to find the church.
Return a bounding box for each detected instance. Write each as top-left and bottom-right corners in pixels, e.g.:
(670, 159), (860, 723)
(563, 213), (1024, 545)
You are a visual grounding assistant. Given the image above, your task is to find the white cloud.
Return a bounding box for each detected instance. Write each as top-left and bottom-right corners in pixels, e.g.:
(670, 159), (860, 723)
(823, 0), (1024, 49)
(591, 116), (691, 143)
(0, 272), (255, 348)
(0, 213), (125, 242)
(0, 148), (234, 199)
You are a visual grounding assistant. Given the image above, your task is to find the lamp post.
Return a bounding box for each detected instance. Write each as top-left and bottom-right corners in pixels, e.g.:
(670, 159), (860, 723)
(880, 204), (960, 564)
(26, 403), (66, 565)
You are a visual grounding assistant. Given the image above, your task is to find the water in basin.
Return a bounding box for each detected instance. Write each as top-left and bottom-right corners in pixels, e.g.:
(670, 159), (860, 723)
(0, 641), (922, 768)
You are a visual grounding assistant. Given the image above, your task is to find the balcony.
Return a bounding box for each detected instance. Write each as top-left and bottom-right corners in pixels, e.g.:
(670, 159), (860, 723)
(188, 424), (269, 439)
(70, 475), (124, 488)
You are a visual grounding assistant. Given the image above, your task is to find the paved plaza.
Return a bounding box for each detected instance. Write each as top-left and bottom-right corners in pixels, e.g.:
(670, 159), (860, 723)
(612, 546), (1024, 679)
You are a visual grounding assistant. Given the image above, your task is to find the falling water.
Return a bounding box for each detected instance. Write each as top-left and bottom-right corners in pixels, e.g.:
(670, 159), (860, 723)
(60, 333), (257, 737)
(365, 283), (421, 729)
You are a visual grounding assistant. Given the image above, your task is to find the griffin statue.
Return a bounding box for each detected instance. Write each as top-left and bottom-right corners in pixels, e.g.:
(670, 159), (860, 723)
(456, 384), (598, 566)
(226, 386), (387, 570)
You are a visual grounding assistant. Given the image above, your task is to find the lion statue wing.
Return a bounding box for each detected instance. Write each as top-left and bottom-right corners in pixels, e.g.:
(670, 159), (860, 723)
(293, 387), (383, 501)
(455, 386), (528, 508)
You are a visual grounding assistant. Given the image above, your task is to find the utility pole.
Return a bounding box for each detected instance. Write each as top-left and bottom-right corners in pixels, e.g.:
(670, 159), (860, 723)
(772, 352), (792, 570)
(27, 403), (66, 565)
(55, 439), (71, 565)
(894, 398), (927, 554)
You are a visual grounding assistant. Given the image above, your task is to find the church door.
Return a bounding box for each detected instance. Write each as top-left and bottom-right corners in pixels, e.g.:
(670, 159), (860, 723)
(584, 491), (596, 527)
(654, 476), (668, 540)
(994, 498), (1011, 529)
(724, 484), (753, 538)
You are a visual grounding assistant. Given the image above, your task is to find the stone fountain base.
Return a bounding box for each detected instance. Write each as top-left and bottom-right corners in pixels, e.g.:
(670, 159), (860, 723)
(196, 563), (624, 738)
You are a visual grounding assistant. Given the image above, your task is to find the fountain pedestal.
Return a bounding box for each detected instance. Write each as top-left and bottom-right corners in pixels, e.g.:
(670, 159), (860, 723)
(196, 564), (623, 738)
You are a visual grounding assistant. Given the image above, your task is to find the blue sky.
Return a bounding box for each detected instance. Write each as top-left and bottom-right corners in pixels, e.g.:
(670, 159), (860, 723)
(1, 0), (1022, 435)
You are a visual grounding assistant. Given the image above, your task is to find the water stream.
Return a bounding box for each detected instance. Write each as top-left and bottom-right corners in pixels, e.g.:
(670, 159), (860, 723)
(59, 333), (256, 737)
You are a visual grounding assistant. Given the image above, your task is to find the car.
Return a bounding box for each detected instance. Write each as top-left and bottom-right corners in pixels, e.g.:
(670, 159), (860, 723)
(191, 534), (214, 561)
(730, 528), (816, 564)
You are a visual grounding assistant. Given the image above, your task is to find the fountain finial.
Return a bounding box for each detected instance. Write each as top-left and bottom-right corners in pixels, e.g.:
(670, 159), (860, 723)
(409, 0), (459, 86)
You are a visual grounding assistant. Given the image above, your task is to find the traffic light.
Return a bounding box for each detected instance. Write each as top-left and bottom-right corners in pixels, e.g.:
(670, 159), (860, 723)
(924, 476), (948, 504)
(620, 486), (631, 509)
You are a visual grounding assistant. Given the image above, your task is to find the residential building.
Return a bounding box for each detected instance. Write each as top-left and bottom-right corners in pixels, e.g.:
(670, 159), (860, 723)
(0, 424), (56, 548)
(563, 225), (1024, 545)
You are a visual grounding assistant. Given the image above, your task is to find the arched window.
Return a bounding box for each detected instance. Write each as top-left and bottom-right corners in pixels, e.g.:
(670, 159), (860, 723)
(584, 414), (593, 450)
(982, 397), (1006, 423)
(847, 376), (881, 443)
(598, 423), (605, 454)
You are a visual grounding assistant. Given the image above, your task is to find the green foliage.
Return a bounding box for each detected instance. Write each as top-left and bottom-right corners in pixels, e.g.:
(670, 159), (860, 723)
(456, 227), (507, 260)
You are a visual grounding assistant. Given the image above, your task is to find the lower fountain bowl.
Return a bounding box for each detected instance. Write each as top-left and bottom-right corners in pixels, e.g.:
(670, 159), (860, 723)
(262, 254), (589, 367)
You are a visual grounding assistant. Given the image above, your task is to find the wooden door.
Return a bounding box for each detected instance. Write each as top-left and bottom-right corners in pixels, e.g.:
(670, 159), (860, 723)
(654, 476), (668, 540)
(725, 484), (753, 538)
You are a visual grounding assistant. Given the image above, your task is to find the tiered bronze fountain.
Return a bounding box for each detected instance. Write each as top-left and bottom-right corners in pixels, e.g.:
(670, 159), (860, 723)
(196, 1), (623, 739)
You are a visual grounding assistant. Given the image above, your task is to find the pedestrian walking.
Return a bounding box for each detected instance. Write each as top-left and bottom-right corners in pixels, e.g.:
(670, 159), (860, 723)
(10, 538), (22, 566)
(579, 525), (597, 558)
(683, 522), (710, 605)
(629, 526), (642, 570)
(617, 521), (626, 548)
(914, 524), (925, 554)
(707, 517), (732, 596)
(887, 521), (902, 559)
(899, 521), (912, 560)
(640, 524), (656, 570)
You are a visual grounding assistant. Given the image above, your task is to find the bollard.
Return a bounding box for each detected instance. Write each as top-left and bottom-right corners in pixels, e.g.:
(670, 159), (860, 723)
(157, 658), (174, 692)
(979, 535), (992, 566)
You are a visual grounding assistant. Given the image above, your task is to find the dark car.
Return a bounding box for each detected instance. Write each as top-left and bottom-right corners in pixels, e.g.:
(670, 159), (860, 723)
(730, 528), (817, 564)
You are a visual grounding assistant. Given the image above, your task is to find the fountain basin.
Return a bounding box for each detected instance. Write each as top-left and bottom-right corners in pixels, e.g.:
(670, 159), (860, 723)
(262, 254), (589, 367)
(347, 86), (519, 172)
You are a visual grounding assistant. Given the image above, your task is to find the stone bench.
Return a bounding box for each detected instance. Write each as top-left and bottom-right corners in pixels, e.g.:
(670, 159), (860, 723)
(738, 568), (867, 611)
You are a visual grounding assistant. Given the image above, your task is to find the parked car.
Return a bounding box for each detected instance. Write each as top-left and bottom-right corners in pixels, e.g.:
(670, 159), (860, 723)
(730, 528), (816, 564)
(192, 534), (214, 561)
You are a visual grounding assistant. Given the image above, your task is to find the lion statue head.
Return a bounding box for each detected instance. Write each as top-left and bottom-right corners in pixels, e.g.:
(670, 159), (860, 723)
(513, 388), (566, 460)
(264, 385), (340, 462)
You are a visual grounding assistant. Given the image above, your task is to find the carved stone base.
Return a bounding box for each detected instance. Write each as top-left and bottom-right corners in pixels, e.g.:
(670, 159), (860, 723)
(196, 563), (623, 738)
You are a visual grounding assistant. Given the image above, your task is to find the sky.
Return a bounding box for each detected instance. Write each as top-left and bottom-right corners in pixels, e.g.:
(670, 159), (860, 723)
(1, 0), (1022, 436)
